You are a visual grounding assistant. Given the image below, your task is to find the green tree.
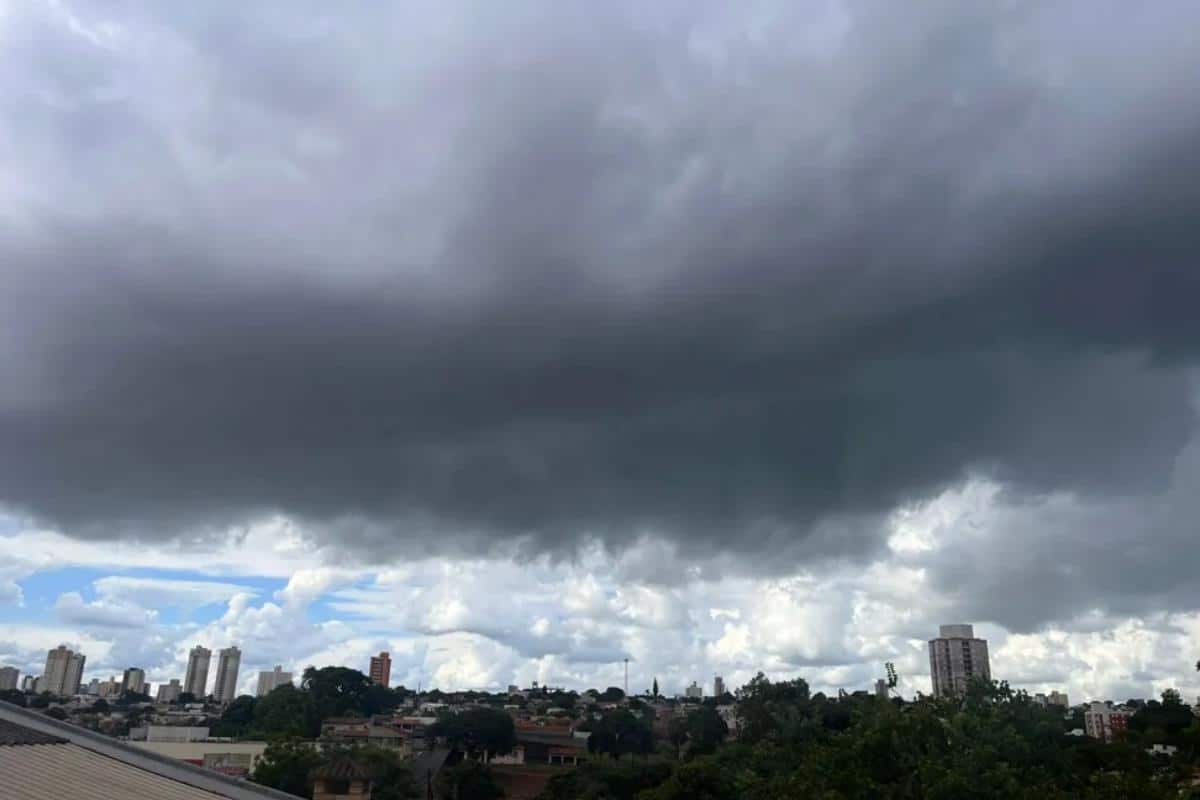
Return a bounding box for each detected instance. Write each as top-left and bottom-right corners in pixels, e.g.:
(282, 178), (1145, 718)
(598, 686), (626, 703)
(212, 694), (257, 737)
(437, 760), (504, 799)
(537, 762), (672, 800)
(302, 666), (375, 720)
(685, 706), (728, 756)
(251, 739), (323, 796)
(0, 689), (27, 707)
(430, 707), (516, 760)
(652, 678), (659, 698)
(587, 710), (652, 762)
(734, 672), (810, 745)
(252, 683), (318, 738)
(666, 716), (688, 760)
(343, 746), (418, 800)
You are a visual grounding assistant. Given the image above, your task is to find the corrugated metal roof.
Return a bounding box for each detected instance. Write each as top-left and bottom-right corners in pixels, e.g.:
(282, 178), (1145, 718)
(0, 742), (228, 799)
(0, 719), (66, 747)
(0, 701), (303, 800)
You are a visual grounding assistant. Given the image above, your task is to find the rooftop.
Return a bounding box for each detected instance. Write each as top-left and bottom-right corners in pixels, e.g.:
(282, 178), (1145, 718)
(0, 700), (302, 800)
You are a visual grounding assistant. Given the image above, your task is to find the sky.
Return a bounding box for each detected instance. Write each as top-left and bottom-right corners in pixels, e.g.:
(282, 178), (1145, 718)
(1, 0), (1199, 704)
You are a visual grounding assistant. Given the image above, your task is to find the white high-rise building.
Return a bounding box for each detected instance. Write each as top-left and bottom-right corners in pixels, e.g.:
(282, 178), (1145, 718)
(184, 646), (212, 698)
(122, 668), (147, 695)
(42, 646), (71, 696)
(928, 624), (990, 698)
(0, 666), (18, 691)
(213, 646), (241, 704)
(713, 676), (726, 698)
(65, 652), (86, 696)
(22, 676), (39, 693)
(42, 646), (85, 696)
(684, 681), (703, 700)
(256, 665), (292, 697)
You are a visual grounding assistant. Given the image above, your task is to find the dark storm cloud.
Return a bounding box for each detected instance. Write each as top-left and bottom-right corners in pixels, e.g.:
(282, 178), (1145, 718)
(2, 1), (1199, 572)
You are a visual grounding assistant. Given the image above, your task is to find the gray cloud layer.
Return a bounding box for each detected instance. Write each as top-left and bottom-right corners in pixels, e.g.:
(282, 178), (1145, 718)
(2, 1), (1199, 592)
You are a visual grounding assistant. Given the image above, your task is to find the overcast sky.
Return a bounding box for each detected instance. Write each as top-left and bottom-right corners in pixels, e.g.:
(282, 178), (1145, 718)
(2, 0), (1199, 703)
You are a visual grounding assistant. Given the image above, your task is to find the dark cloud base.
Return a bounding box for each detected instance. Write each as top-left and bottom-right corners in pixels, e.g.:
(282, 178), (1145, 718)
(1, 1), (1198, 578)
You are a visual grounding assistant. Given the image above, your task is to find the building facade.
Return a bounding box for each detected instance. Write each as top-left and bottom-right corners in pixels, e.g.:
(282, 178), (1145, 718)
(184, 646), (212, 699)
(122, 668), (147, 696)
(1084, 702), (1131, 742)
(255, 665), (292, 697)
(213, 646), (241, 704)
(1034, 691), (1070, 708)
(0, 666), (18, 691)
(42, 646), (85, 696)
(157, 679), (182, 703)
(65, 652), (86, 696)
(684, 681), (703, 700)
(713, 676), (726, 698)
(928, 624), (990, 698)
(368, 652), (391, 687)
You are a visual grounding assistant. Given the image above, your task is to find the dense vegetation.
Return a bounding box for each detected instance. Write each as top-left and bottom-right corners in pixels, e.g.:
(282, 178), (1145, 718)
(212, 666), (412, 738)
(252, 740), (418, 799)
(18, 659), (1186, 799)
(540, 675), (1200, 800)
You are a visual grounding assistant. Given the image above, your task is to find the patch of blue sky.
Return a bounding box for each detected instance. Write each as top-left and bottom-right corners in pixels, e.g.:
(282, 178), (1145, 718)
(13, 566), (288, 626)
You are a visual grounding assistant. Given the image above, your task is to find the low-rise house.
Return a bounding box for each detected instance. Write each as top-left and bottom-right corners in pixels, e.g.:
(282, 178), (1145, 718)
(391, 716), (437, 735)
(488, 744), (526, 765)
(130, 726), (212, 743)
(515, 730), (588, 766)
(320, 718), (408, 753)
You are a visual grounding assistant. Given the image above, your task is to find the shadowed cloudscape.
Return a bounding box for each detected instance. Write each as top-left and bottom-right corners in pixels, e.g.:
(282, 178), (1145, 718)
(2, 0), (1200, 655)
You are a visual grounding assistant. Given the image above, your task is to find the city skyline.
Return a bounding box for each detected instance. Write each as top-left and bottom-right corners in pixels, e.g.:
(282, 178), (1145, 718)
(0, 625), (1089, 713)
(2, 0), (1200, 709)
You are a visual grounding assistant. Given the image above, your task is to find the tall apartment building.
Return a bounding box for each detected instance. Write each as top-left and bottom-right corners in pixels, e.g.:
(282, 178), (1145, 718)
(1084, 702), (1131, 742)
(713, 676), (726, 698)
(928, 624), (991, 698)
(256, 665), (293, 697)
(122, 668), (147, 696)
(684, 681), (703, 699)
(42, 646), (85, 696)
(369, 652), (391, 687)
(0, 666), (18, 691)
(157, 679), (182, 703)
(213, 646), (242, 703)
(65, 652), (86, 696)
(1033, 691), (1070, 708)
(184, 646), (212, 698)
(21, 676), (38, 693)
